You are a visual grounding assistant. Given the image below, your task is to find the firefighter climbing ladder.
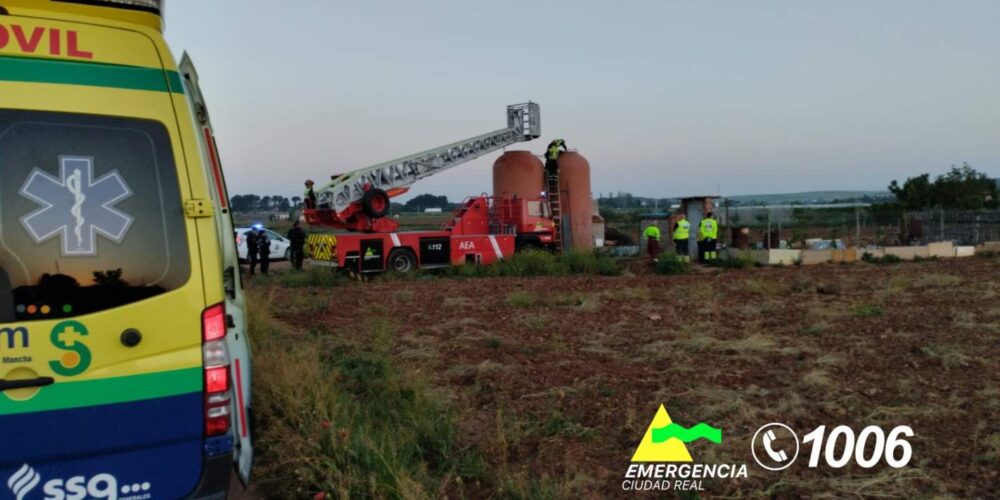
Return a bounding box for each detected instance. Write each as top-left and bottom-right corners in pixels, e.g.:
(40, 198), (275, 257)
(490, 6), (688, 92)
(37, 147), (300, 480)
(314, 102), (541, 215)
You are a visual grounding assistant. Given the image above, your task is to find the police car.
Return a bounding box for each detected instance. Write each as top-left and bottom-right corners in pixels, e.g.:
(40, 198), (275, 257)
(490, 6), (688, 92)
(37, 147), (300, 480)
(235, 226), (293, 262)
(0, 1), (253, 498)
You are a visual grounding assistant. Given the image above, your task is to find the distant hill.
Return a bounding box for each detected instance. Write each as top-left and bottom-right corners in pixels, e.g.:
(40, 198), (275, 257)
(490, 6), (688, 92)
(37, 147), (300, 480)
(725, 190), (892, 206)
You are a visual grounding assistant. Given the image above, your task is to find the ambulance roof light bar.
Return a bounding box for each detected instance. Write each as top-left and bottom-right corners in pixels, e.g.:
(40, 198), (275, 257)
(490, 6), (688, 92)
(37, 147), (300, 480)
(53, 0), (162, 14)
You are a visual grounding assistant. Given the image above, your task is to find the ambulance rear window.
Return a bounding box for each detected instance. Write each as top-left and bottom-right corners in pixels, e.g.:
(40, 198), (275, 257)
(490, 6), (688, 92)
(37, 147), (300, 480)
(0, 109), (190, 322)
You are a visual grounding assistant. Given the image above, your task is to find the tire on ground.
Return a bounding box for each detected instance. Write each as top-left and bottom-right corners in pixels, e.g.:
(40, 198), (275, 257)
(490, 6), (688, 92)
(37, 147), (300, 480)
(515, 235), (542, 252)
(387, 248), (417, 274)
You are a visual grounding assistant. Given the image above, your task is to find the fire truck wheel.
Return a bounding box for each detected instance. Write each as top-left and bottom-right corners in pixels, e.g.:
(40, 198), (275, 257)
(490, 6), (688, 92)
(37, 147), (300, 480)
(362, 188), (391, 218)
(388, 248), (417, 274)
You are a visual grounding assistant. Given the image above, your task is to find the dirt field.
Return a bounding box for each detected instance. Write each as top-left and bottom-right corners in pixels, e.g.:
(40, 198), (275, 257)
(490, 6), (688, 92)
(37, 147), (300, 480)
(247, 256), (999, 498)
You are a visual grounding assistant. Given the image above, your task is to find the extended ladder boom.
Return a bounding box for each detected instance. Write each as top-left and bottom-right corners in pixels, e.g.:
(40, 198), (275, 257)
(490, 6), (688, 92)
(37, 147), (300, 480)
(315, 102), (540, 215)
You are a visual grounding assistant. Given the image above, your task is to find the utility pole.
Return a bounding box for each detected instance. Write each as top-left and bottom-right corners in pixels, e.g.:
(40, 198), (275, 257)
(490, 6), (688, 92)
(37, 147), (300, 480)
(767, 210), (772, 249)
(939, 207), (945, 242)
(856, 207), (861, 246)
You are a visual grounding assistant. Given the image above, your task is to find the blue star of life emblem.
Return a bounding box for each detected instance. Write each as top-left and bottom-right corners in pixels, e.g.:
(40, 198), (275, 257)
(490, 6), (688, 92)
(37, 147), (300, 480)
(19, 156), (134, 256)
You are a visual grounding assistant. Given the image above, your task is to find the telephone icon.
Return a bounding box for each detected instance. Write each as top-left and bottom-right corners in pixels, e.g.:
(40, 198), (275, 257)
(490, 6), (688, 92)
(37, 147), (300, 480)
(763, 429), (788, 462)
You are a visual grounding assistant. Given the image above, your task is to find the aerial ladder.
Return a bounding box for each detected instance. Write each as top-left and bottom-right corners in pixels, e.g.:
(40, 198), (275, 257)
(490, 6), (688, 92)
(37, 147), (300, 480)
(304, 102), (541, 233)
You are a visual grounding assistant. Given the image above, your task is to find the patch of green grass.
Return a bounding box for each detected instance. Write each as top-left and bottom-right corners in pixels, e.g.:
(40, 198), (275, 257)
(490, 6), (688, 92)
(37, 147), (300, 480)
(914, 273), (963, 287)
(560, 249), (622, 276)
(886, 274), (912, 293)
(801, 323), (827, 336)
(537, 412), (599, 440)
(653, 252), (690, 275)
(495, 473), (592, 500)
(519, 314), (549, 331)
(247, 288), (483, 499)
(281, 293), (328, 315)
(507, 291), (538, 308)
(449, 249), (621, 278)
(277, 266), (347, 288)
(853, 303), (884, 317)
(546, 293), (602, 312)
(978, 433), (1000, 464)
(618, 287), (651, 301)
(921, 344), (971, 369)
(742, 278), (784, 295)
(443, 296), (472, 307)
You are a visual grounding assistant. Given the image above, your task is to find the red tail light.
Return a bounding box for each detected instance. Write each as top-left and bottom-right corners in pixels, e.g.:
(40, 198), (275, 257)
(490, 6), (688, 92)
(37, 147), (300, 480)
(202, 303), (231, 437)
(203, 304), (226, 341)
(205, 366), (229, 393)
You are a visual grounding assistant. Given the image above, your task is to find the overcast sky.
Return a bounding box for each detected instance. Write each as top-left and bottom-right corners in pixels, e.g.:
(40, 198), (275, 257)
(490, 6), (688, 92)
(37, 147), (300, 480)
(165, 0), (999, 201)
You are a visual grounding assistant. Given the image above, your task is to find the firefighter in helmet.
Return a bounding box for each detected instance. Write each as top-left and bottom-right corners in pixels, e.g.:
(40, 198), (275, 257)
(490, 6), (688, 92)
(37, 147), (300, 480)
(304, 179), (317, 209)
(544, 139), (567, 176)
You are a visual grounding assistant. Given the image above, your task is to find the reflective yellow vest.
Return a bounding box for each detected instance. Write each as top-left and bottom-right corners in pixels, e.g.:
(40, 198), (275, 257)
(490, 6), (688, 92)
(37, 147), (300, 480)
(700, 217), (718, 239)
(673, 220), (690, 240)
(546, 140), (564, 160)
(643, 225), (661, 241)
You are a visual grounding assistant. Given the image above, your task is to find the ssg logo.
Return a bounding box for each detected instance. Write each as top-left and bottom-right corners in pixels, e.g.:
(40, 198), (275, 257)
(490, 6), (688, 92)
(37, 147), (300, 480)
(49, 321), (91, 377)
(6, 464), (147, 500)
(7, 464), (40, 500)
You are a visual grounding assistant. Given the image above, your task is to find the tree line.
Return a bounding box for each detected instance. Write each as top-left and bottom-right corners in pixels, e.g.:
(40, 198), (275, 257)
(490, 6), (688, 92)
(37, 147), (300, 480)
(886, 163), (998, 210)
(228, 164), (998, 214)
(229, 194), (301, 213)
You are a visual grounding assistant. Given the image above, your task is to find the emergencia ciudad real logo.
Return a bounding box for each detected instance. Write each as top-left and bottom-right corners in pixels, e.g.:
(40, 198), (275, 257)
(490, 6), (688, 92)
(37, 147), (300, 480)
(623, 404), (747, 492)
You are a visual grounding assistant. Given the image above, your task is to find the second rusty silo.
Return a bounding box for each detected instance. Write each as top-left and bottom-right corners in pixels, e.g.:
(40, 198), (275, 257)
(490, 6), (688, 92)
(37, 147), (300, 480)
(557, 151), (593, 250)
(493, 151), (544, 199)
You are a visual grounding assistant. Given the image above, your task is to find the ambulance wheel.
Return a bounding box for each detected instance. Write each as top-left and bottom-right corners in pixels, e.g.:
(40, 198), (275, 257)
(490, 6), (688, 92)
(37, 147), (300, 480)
(388, 249), (417, 274)
(362, 188), (391, 218)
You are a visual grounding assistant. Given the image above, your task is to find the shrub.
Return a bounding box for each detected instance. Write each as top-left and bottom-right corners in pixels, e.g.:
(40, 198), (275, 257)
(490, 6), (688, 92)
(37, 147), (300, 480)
(881, 254), (903, 264)
(708, 254), (756, 269)
(862, 252), (903, 265)
(506, 291), (538, 307)
(498, 250), (567, 276)
(447, 249), (621, 278)
(560, 249), (622, 276)
(654, 252), (690, 275)
(278, 266), (346, 288)
(853, 304), (884, 317)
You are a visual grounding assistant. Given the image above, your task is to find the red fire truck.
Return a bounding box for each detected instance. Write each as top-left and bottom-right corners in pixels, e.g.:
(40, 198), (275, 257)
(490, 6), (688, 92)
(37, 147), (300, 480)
(304, 103), (558, 273)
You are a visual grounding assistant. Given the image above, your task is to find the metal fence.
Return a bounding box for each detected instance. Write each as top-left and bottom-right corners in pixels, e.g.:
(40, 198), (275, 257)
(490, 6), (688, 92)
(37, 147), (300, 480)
(719, 206), (1000, 247)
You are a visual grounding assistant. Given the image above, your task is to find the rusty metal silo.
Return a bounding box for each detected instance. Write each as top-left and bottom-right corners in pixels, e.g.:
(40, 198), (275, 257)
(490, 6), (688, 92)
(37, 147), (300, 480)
(493, 151), (544, 199)
(557, 152), (593, 250)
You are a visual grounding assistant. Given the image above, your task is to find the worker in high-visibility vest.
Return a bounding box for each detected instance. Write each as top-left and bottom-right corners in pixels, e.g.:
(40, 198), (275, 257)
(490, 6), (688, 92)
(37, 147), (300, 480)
(699, 212), (719, 261)
(544, 138), (567, 176)
(304, 179), (317, 209)
(672, 214), (691, 263)
(643, 223), (661, 260)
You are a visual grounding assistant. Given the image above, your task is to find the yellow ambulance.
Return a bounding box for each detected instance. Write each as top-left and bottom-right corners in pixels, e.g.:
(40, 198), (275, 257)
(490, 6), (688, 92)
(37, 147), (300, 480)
(0, 1), (252, 498)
